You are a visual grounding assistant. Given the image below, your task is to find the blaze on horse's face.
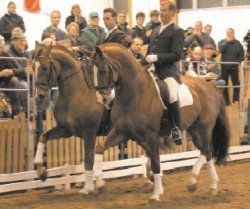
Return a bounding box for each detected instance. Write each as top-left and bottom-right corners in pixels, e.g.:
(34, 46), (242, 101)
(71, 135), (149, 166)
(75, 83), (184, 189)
(33, 41), (56, 99)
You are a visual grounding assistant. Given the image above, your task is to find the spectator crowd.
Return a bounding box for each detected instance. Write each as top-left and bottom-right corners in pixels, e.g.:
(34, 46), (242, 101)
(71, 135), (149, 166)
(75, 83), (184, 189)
(0, 1), (248, 118)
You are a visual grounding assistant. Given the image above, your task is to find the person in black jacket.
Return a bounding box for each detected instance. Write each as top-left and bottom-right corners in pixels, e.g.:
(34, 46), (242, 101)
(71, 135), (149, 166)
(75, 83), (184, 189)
(0, 35), (25, 116)
(146, 2), (184, 145)
(132, 12), (150, 44)
(218, 28), (244, 105)
(100, 8), (128, 47)
(0, 1), (25, 47)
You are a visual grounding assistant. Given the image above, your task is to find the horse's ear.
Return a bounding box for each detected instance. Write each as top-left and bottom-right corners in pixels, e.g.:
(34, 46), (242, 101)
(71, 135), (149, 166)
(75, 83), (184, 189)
(44, 44), (52, 56)
(95, 46), (103, 58)
(78, 46), (94, 57)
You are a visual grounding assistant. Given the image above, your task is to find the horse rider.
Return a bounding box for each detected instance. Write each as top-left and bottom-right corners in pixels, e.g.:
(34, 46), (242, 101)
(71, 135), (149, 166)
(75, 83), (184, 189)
(146, 1), (184, 145)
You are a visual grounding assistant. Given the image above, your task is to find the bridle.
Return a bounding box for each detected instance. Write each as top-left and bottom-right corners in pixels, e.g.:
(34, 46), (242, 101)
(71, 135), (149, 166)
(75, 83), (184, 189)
(35, 55), (81, 90)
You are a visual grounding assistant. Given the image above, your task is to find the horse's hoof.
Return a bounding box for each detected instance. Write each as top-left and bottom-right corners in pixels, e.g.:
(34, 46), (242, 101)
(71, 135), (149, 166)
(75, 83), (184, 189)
(78, 188), (95, 195)
(210, 188), (218, 195)
(96, 179), (105, 190)
(148, 198), (160, 206)
(187, 183), (197, 193)
(37, 166), (48, 181)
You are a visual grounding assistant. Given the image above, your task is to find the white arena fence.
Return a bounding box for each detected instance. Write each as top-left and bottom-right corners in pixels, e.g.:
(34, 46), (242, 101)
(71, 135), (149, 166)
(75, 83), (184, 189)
(0, 145), (249, 194)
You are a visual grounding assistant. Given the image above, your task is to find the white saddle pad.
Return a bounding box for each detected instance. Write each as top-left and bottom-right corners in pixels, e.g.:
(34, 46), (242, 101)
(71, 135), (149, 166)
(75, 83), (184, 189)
(178, 84), (193, 108)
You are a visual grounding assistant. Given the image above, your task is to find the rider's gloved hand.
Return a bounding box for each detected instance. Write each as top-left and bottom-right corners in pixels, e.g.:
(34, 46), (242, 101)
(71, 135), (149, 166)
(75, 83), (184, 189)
(145, 55), (158, 63)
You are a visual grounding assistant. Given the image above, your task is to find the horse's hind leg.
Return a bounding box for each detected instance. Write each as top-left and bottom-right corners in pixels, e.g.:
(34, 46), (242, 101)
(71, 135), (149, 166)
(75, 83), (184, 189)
(188, 154), (207, 192)
(34, 126), (71, 181)
(207, 159), (219, 195)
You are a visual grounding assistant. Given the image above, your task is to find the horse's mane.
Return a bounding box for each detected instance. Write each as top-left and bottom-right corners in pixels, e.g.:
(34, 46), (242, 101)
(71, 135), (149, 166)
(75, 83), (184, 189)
(52, 45), (79, 62)
(100, 43), (142, 67)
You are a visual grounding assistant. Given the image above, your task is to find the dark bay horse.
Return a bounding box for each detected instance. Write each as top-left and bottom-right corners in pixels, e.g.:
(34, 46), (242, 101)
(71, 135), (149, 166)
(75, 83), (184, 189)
(33, 42), (106, 194)
(92, 43), (229, 202)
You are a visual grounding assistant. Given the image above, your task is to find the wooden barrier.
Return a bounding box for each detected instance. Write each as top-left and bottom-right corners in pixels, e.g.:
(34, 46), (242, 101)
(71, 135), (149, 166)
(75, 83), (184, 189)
(43, 104), (241, 166)
(0, 113), (27, 174)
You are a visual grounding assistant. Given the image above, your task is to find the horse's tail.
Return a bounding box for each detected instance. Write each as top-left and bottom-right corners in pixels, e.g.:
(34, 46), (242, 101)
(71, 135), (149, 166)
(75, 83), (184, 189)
(212, 92), (230, 165)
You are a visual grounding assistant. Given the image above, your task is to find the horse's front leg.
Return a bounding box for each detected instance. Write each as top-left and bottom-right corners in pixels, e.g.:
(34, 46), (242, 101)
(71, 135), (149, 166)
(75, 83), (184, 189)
(79, 132), (98, 195)
(141, 136), (163, 203)
(94, 128), (127, 190)
(34, 126), (72, 181)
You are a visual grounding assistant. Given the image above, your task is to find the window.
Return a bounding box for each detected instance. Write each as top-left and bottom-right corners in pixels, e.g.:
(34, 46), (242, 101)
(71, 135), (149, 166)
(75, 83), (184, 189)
(198, 0), (222, 8)
(228, 0), (250, 6)
(177, 0), (192, 9)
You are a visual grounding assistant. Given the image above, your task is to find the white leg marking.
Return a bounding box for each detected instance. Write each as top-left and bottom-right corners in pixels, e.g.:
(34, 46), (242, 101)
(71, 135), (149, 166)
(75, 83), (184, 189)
(34, 142), (44, 164)
(150, 173), (164, 201)
(94, 154), (105, 189)
(207, 160), (219, 189)
(79, 170), (95, 194)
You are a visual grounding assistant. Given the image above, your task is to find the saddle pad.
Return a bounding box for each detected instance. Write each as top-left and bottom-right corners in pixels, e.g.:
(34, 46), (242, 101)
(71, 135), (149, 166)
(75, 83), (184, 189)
(178, 84), (193, 108)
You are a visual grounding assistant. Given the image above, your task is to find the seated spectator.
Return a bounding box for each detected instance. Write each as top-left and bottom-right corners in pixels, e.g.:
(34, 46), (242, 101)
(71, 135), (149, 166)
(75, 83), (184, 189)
(0, 1), (25, 47)
(117, 11), (133, 46)
(184, 21), (215, 58)
(185, 45), (225, 88)
(0, 35), (26, 116)
(78, 11), (106, 51)
(7, 30), (33, 112)
(132, 12), (150, 44)
(67, 22), (79, 46)
(65, 4), (87, 35)
(201, 44), (225, 87)
(42, 10), (68, 42)
(128, 37), (148, 67)
(203, 24), (212, 36)
(41, 32), (56, 43)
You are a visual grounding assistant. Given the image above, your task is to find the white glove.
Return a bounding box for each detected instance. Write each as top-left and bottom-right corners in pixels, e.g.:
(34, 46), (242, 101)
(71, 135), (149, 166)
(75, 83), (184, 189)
(145, 54), (158, 63)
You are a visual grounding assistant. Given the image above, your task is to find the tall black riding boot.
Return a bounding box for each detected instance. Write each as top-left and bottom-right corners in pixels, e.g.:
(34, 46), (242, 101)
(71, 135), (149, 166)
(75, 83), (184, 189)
(168, 101), (182, 145)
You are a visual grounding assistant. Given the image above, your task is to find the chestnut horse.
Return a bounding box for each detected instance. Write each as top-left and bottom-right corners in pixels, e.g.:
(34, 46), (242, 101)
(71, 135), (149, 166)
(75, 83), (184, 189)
(92, 43), (229, 202)
(33, 42), (106, 194)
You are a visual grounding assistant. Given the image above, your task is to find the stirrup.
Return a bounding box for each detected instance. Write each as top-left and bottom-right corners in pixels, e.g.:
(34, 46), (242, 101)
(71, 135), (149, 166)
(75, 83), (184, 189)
(171, 126), (182, 145)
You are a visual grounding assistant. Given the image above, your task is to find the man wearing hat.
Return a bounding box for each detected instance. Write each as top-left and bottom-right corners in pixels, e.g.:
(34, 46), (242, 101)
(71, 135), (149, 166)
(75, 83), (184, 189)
(8, 29), (33, 113)
(78, 11), (106, 51)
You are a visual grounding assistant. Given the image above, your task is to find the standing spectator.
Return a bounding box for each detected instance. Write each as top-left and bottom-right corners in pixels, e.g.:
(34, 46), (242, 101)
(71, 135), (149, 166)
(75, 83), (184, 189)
(100, 8), (128, 47)
(78, 11), (106, 51)
(128, 37), (148, 67)
(65, 4), (87, 35)
(184, 21), (215, 57)
(145, 9), (161, 31)
(146, 2), (184, 145)
(117, 11), (133, 46)
(132, 12), (150, 44)
(218, 28), (244, 105)
(203, 24), (212, 36)
(66, 22), (79, 46)
(42, 10), (68, 42)
(0, 1), (25, 47)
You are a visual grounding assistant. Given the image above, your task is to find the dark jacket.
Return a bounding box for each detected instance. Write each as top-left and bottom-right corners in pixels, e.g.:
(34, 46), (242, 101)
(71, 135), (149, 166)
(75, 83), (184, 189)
(218, 39), (244, 70)
(0, 13), (25, 42)
(78, 25), (106, 50)
(184, 32), (215, 49)
(132, 25), (150, 44)
(42, 25), (68, 42)
(65, 15), (87, 33)
(0, 51), (16, 86)
(100, 28), (128, 48)
(7, 46), (32, 80)
(148, 23), (184, 81)
(145, 21), (161, 31)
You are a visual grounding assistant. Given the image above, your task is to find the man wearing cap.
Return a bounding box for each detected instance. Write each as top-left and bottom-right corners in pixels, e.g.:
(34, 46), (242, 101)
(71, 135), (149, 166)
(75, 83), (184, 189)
(100, 8), (128, 47)
(78, 11), (106, 51)
(146, 2), (184, 145)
